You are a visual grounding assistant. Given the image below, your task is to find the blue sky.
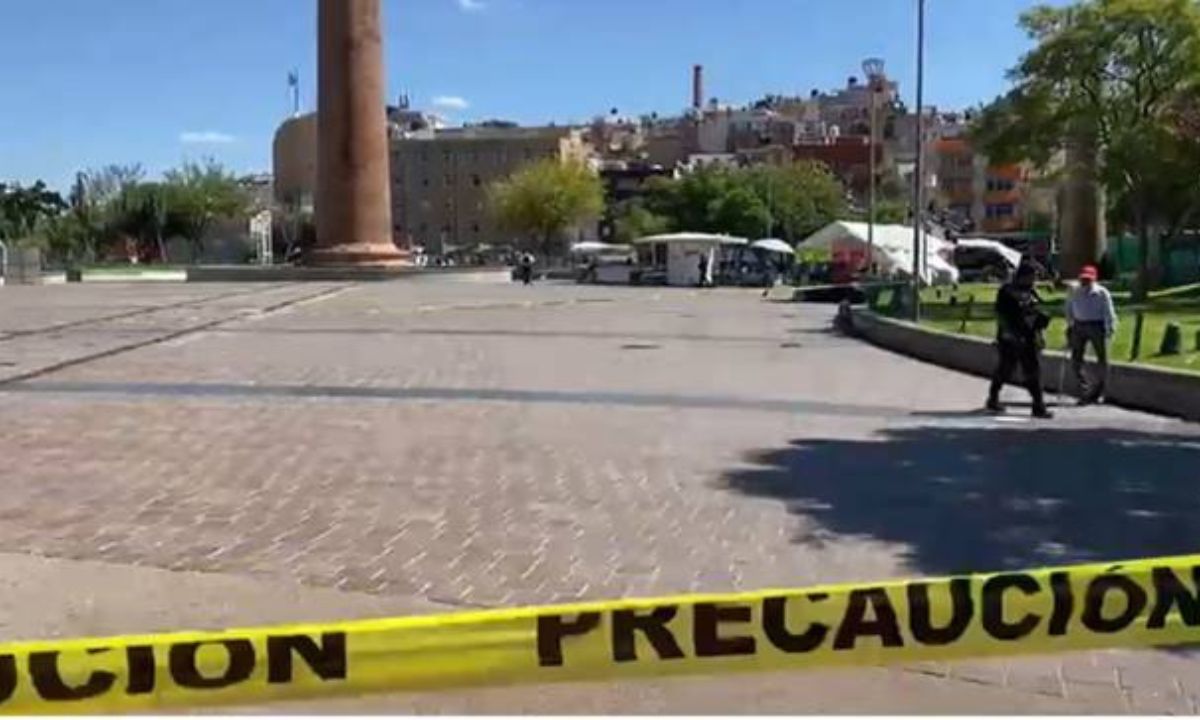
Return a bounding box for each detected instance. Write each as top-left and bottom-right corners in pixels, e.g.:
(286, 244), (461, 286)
(0, 0), (1057, 192)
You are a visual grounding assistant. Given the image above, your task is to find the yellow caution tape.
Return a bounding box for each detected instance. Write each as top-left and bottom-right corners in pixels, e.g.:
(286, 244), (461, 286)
(4, 554), (1200, 714)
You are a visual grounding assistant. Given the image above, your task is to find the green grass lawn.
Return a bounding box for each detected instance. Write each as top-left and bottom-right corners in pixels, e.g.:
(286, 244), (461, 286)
(872, 282), (1200, 374)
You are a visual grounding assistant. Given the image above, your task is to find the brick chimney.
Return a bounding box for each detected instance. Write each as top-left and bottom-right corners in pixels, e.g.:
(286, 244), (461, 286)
(692, 65), (704, 111)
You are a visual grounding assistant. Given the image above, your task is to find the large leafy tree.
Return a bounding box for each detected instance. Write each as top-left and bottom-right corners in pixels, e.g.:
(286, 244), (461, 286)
(489, 159), (604, 255)
(612, 200), (670, 244)
(637, 161), (846, 241)
(65, 165), (146, 263)
(973, 0), (1200, 296)
(748, 161), (847, 241)
(111, 182), (173, 263)
(164, 160), (250, 263)
(0, 181), (66, 246)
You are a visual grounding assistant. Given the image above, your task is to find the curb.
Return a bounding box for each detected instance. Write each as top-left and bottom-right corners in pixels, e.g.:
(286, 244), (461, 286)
(849, 308), (1200, 422)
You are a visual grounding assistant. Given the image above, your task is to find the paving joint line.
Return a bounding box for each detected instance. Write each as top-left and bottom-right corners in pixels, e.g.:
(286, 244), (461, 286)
(0, 284), (354, 388)
(0, 283), (298, 342)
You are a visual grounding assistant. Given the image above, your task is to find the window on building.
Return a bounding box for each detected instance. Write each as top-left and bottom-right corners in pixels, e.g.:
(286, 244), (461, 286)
(471, 174), (482, 187)
(422, 178), (430, 187)
(986, 178), (1015, 192)
(471, 223), (481, 233)
(986, 203), (1015, 218)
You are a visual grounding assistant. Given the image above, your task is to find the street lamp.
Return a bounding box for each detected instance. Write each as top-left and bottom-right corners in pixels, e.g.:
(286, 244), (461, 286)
(911, 0), (926, 321)
(862, 57), (885, 280)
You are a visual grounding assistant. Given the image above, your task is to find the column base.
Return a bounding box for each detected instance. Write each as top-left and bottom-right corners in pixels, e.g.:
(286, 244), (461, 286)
(303, 243), (413, 268)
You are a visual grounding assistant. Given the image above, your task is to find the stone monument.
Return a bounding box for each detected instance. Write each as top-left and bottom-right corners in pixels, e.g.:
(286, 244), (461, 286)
(309, 0), (408, 266)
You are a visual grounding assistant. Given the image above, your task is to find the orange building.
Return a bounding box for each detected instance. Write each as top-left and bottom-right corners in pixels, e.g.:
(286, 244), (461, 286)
(933, 137), (1036, 234)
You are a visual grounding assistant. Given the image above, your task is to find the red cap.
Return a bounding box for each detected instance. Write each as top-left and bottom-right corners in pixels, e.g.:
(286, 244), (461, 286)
(1079, 265), (1099, 281)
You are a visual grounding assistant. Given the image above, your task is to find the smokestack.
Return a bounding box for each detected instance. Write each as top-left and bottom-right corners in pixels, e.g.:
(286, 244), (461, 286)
(692, 65), (704, 111)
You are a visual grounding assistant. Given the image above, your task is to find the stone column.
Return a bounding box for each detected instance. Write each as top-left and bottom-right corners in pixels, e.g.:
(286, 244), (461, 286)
(310, 0), (407, 266)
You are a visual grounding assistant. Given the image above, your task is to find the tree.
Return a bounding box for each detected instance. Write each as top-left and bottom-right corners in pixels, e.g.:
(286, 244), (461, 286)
(972, 0), (1200, 297)
(65, 165), (145, 263)
(612, 200), (670, 244)
(709, 185), (772, 239)
(120, 183), (173, 263)
(0, 181), (66, 246)
(748, 161), (847, 240)
(873, 198), (911, 225)
(164, 160), (250, 263)
(640, 161), (847, 241)
(489, 159), (604, 255)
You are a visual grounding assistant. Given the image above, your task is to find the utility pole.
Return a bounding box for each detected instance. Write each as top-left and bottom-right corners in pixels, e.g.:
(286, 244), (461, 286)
(911, 0), (926, 321)
(863, 58), (885, 280)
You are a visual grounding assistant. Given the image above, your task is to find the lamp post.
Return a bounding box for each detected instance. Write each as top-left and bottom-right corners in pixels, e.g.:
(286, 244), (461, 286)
(863, 58), (885, 281)
(911, 0), (926, 321)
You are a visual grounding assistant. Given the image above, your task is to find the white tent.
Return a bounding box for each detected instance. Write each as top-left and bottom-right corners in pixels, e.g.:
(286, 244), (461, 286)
(954, 237), (1023, 269)
(800, 221), (959, 285)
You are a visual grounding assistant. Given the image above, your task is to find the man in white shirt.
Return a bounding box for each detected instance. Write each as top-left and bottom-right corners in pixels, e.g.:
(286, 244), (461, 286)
(1065, 264), (1118, 404)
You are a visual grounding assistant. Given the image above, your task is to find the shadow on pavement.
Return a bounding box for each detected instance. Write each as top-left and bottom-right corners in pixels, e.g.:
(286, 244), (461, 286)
(721, 426), (1200, 576)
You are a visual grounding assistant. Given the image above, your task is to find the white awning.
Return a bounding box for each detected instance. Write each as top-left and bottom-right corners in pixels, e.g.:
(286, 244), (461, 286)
(635, 232), (748, 246)
(751, 238), (794, 255)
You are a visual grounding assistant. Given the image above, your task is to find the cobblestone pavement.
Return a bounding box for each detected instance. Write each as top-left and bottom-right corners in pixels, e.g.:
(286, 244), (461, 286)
(1, 274), (1199, 713)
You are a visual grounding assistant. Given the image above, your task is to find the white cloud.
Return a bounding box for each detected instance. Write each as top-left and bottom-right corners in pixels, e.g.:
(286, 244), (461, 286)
(432, 96), (470, 111)
(456, 0), (486, 12)
(180, 131), (236, 145)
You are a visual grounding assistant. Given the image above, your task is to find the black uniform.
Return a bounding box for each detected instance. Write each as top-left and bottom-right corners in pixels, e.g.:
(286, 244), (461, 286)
(987, 277), (1050, 415)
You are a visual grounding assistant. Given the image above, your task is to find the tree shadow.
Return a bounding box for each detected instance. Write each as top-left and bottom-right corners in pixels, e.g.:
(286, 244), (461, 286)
(721, 426), (1200, 576)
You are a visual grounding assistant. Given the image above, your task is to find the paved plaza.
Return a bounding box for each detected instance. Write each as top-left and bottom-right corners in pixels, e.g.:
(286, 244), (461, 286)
(2, 273), (1200, 712)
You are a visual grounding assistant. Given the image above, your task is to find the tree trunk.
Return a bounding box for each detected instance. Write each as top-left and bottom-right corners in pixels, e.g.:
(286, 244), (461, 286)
(156, 229), (168, 264)
(1133, 204), (1151, 303)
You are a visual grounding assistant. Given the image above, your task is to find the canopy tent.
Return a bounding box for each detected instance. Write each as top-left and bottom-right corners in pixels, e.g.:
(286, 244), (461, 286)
(635, 232), (748, 246)
(751, 238), (794, 255)
(570, 241), (633, 256)
(954, 238), (1023, 269)
(800, 221), (959, 285)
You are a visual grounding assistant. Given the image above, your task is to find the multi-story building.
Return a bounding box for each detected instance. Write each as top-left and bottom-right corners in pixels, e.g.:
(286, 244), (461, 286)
(392, 125), (591, 252)
(792, 136), (883, 197)
(931, 132), (1054, 235)
(273, 112), (591, 253)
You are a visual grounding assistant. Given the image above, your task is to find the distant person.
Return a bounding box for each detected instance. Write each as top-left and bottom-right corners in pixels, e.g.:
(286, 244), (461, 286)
(987, 261), (1053, 418)
(762, 262), (779, 298)
(697, 255), (708, 288)
(520, 253), (535, 285)
(1066, 264), (1117, 405)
